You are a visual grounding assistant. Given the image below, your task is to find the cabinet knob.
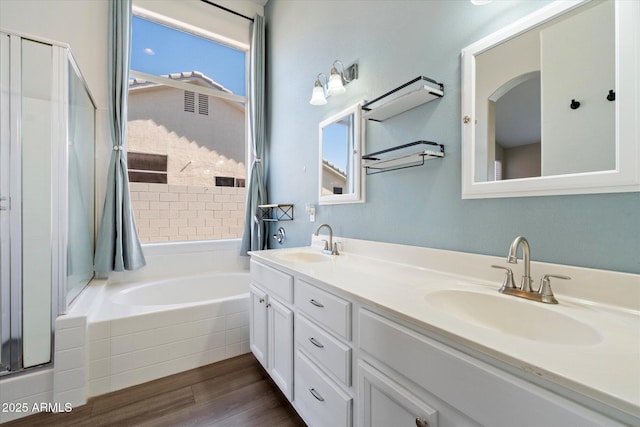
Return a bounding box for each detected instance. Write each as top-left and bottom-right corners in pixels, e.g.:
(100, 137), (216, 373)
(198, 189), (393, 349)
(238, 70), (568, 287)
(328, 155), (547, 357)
(266, 303), (271, 308)
(259, 298), (265, 304)
(415, 417), (429, 427)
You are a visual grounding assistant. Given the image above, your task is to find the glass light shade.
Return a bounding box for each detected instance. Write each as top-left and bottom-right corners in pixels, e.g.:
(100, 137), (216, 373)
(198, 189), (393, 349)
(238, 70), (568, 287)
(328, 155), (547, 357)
(309, 84), (327, 105)
(327, 71), (346, 95)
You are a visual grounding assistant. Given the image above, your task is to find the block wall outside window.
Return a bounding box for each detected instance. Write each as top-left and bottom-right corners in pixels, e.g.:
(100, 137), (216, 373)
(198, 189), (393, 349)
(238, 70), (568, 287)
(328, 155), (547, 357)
(130, 182), (246, 242)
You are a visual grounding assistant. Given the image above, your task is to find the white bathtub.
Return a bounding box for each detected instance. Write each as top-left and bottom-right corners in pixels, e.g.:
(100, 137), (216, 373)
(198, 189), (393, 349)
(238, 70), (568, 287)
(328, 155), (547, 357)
(86, 270), (251, 397)
(110, 272), (249, 307)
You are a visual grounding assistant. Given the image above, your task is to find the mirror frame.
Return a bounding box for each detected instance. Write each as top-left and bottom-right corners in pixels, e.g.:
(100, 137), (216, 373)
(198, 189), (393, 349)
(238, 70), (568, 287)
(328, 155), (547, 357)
(318, 102), (365, 205)
(461, 0), (640, 199)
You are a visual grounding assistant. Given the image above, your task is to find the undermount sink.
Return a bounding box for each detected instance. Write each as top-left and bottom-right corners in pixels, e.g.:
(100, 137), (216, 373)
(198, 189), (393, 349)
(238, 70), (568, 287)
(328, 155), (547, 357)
(274, 251), (330, 263)
(426, 290), (603, 346)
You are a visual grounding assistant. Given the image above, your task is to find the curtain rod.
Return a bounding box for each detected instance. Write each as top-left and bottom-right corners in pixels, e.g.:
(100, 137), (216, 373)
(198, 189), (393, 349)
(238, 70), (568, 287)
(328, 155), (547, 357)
(200, 0), (254, 22)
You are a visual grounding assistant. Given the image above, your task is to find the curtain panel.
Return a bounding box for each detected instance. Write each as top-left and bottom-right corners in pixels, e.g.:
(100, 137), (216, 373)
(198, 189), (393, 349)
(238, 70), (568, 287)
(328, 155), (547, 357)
(241, 14), (268, 255)
(94, 0), (146, 274)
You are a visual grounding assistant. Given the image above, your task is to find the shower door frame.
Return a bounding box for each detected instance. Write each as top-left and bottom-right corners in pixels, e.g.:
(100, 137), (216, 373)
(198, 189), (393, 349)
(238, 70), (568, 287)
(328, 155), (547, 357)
(0, 31), (67, 375)
(0, 33), (24, 373)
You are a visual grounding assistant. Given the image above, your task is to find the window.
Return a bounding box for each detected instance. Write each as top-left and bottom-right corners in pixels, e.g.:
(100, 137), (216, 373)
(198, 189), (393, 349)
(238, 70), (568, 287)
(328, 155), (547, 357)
(128, 152), (168, 184)
(215, 176), (246, 188)
(128, 14), (247, 243)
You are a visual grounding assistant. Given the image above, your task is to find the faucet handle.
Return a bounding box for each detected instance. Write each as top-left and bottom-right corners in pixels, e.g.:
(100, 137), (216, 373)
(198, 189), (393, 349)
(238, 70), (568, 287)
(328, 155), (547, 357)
(331, 242), (340, 256)
(321, 239), (329, 251)
(538, 274), (570, 303)
(491, 265), (516, 291)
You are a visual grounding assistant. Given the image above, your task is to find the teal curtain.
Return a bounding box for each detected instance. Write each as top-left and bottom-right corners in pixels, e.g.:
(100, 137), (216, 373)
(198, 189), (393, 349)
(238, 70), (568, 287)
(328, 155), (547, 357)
(94, 0), (145, 274)
(241, 14), (268, 255)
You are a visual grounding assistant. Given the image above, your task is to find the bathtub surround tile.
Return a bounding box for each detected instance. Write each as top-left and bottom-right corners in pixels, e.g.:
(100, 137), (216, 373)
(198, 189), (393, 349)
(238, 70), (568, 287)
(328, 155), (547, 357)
(110, 329), (160, 356)
(55, 348), (84, 373)
(88, 321), (110, 340)
(55, 327), (85, 351)
(222, 297), (249, 315)
(89, 357), (111, 381)
(226, 310), (249, 329)
(53, 368), (85, 394)
(88, 377), (111, 397)
(53, 315), (88, 409)
(89, 338), (110, 362)
(225, 325), (249, 345)
(88, 302), (248, 395)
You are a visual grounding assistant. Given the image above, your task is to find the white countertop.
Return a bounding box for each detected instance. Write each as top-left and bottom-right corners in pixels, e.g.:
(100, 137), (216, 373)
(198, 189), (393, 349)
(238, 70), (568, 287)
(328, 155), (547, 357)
(249, 238), (640, 421)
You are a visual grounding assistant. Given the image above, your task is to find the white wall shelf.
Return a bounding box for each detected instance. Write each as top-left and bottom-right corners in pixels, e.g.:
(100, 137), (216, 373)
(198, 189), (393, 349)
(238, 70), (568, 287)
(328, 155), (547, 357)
(362, 141), (444, 174)
(362, 76), (444, 121)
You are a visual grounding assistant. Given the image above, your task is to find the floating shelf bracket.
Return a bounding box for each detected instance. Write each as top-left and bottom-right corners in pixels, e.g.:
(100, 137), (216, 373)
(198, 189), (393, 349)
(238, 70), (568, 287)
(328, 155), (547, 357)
(362, 76), (444, 122)
(257, 204), (294, 222)
(362, 141), (444, 175)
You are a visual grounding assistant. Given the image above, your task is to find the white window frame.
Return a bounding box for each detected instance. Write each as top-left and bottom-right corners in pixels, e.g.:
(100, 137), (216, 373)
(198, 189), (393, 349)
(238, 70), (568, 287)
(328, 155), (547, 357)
(129, 9), (250, 246)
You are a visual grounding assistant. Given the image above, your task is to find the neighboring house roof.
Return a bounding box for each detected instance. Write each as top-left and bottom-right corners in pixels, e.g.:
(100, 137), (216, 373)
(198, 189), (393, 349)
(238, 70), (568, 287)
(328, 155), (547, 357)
(322, 158), (346, 178)
(129, 71), (234, 94)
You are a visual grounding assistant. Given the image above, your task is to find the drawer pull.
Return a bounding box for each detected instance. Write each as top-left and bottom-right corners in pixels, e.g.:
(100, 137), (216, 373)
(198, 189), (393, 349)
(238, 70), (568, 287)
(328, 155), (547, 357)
(309, 337), (324, 348)
(309, 388), (325, 402)
(415, 417), (429, 427)
(309, 299), (324, 308)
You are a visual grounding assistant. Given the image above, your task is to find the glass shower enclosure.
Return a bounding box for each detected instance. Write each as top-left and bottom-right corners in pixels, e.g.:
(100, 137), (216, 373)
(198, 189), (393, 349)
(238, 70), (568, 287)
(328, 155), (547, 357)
(0, 31), (96, 375)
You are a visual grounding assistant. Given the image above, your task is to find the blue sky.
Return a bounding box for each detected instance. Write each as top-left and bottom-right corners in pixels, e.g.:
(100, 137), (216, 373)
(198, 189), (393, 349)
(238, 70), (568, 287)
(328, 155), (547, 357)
(131, 16), (246, 96)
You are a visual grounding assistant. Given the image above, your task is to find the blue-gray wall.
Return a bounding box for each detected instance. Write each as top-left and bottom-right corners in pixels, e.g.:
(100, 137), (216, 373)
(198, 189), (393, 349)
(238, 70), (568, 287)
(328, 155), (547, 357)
(264, 0), (640, 274)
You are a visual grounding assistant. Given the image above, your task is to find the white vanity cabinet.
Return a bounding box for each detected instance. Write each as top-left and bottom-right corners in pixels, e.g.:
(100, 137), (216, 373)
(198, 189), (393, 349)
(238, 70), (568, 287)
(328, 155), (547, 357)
(249, 253), (635, 427)
(293, 279), (354, 426)
(358, 308), (625, 427)
(249, 260), (294, 400)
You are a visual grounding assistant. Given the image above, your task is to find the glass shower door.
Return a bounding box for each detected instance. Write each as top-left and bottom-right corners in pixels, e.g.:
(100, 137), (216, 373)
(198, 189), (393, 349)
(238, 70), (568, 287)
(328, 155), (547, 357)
(0, 32), (10, 373)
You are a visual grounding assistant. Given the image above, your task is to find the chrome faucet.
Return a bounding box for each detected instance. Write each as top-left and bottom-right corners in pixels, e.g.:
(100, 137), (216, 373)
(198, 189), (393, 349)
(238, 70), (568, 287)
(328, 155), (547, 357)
(315, 223), (339, 255)
(507, 236), (533, 292)
(492, 236), (571, 304)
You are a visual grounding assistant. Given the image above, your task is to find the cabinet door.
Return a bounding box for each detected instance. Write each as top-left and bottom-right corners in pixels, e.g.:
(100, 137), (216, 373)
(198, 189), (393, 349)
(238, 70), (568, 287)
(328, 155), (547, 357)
(249, 284), (268, 369)
(268, 297), (294, 401)
(358, 361), (438, 427)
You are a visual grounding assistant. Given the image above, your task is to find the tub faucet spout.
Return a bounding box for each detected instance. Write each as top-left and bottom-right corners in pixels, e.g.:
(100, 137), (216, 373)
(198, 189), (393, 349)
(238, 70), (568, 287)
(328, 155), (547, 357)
(507, 236), (533, 292)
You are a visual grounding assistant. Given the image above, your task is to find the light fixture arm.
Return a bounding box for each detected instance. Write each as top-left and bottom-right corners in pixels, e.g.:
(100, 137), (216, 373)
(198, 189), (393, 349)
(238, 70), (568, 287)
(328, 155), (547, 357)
(333, 60), (358, 84)
(332, 60), (346, 84)
(315, 73), (328, 90)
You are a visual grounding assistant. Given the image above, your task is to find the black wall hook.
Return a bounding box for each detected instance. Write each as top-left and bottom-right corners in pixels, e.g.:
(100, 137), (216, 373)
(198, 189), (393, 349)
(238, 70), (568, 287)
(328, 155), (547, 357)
(570, 99), (581, 110)
(607, 90), (616, 101)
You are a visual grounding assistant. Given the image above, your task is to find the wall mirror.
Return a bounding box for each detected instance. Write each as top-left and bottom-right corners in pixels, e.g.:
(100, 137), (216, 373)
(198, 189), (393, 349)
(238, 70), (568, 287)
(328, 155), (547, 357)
(318, 103), (364, 205)
(461, 0), (639, 199)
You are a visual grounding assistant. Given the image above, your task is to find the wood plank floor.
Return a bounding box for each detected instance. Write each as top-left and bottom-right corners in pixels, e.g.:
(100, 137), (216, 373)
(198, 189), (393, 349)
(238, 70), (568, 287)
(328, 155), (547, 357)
(3, 353), (306, 427)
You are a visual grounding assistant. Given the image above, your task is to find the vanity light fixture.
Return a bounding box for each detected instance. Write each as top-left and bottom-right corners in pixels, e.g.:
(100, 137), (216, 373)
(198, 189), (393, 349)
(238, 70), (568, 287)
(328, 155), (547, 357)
(309, 60), (358, 105)
(310, 73), (329, 105)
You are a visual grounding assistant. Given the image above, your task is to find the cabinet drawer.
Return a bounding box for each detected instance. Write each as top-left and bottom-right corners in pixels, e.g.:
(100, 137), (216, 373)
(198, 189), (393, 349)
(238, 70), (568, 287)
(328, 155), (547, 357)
(295, 314), (351, 386)
(294, 350), (352, 427)
(250, 260), (293, 303)
(296, 279), (351, 340)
